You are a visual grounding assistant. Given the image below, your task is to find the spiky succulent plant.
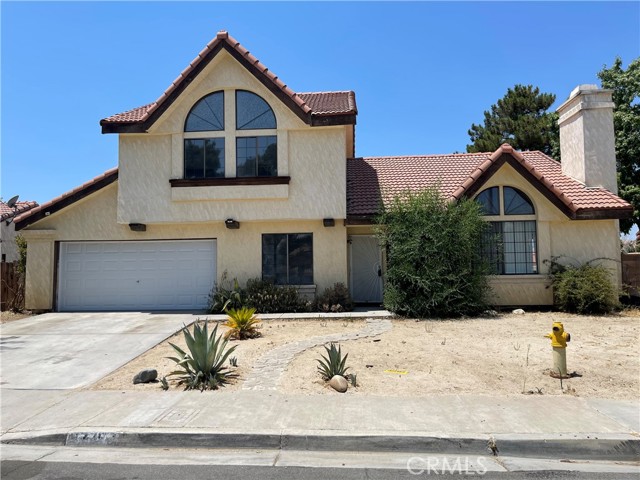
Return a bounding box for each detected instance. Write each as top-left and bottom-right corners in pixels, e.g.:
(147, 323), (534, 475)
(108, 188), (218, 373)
(317, 343), (350, 380)
(167, 321), (237, 391)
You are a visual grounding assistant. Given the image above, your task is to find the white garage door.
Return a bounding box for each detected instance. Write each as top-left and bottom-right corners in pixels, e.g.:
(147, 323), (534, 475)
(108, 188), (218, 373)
(57, 240), (216, 311)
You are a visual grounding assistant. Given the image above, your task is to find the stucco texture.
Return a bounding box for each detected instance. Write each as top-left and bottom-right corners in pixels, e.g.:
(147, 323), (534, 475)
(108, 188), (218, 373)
(22, 184), (347, 310)
(117, 51), (348, 224)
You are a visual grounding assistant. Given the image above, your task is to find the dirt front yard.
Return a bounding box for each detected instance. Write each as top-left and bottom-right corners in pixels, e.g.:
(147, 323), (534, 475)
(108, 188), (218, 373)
(92, 310), (639, 399)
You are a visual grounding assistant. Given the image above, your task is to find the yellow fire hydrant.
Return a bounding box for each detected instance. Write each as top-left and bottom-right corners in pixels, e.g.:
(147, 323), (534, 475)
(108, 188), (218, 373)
(545, 321), (571, 378)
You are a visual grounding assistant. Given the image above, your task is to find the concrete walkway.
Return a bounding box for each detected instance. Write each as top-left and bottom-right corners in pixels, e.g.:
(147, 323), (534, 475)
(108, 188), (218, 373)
(1, 389), (638, 461)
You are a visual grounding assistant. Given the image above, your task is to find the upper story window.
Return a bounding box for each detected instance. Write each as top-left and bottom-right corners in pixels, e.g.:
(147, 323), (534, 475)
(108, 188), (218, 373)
(185, 91), (224, 132)
(181, 90), (278, 180)
(236, 90), (277, 130)
(476, 186), (538, 275)
(184, 91), (226, 179)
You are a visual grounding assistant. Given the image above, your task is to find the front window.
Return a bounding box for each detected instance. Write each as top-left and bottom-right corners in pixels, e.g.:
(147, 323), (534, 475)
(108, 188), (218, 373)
(181, 90), (279, 180)
(184, 138), (225, 179)
(236, 90), (277, 130)
(236, 136), (277, 177)
(262, 233), (313, 285)
(185, 91), (224, 132)
(476, 186), (538, 275)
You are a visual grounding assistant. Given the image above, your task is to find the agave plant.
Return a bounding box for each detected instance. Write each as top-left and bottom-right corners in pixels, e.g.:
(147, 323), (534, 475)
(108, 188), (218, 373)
(167, 321), (237, 391)
(224, 307), (261, 340)
(317, 343), (350, 381)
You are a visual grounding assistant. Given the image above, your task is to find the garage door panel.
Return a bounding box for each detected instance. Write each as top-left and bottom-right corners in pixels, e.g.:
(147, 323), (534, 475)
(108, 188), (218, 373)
(58, 240), (216, 311)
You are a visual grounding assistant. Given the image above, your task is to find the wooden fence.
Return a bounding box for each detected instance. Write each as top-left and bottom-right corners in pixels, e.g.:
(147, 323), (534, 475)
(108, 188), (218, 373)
(1, 262), (24, 312)
(622, 253), (640, 298)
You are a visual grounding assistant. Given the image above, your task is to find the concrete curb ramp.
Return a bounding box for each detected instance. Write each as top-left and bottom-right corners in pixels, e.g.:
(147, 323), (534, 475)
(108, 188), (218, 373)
(3, 430), (639, 462)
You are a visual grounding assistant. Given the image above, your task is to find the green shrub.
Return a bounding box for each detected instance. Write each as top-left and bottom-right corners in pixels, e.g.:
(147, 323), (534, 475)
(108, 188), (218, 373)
(209, 271), (243, 313)
(224, 307), (261, 339)
(546, 257), (620, 314)
(376, 188), (490, 318)
(317, 343), (350, 380)
(316, 282), (354, 312)
(167, 321), (237, 390)
(244, 278), (311, 313)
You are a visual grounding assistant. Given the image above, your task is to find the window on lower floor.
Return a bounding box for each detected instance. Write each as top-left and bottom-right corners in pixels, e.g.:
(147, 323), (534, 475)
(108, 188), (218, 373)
(480, 221), (538, 274)
(262, 233), (313, 285)
(184, 138), (225, 178)
(236, 136), (277, 177)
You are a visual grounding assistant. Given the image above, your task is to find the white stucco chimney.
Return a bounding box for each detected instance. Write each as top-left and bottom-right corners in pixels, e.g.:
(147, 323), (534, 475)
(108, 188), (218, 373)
(556, 84), (617, 193)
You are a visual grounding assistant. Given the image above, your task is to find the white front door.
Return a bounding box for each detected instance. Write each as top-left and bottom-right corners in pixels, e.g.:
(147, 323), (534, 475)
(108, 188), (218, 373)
(57, 240), (216, 311)
(349, 235), (383, 303)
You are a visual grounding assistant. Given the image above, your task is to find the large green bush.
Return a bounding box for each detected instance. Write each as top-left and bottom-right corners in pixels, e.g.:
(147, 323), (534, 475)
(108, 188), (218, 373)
(376, 188), (490, 318)
(546, 257), (620, 314)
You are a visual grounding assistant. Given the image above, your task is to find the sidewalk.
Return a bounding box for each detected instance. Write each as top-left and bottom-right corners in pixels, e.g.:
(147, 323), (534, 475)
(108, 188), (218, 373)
(2, 389), (638, 461)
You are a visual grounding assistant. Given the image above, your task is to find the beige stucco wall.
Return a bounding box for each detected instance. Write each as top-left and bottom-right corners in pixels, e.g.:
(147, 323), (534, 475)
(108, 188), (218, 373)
(22, 183), (347, 310)
(117, 51), (347, 224)
(557, 87), (617, 193)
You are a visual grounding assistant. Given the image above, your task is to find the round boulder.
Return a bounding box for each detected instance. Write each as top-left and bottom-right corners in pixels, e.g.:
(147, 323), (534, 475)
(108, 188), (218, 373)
(329, 375), (348, 393)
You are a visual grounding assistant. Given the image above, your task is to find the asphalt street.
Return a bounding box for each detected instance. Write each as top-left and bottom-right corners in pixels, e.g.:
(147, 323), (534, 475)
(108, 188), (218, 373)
(2, 461), (637, 480)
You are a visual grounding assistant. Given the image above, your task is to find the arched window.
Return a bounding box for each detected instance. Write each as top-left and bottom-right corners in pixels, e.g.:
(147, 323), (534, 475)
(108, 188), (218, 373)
(235, 91), (277, 177)
(182, 90), (279, 180)
(476, 186), (538, 275)
(185, 91), (224, 132)
(476, 187), (499, 215)
(236, 91), (276, 130)
(503, 187), (534, 215)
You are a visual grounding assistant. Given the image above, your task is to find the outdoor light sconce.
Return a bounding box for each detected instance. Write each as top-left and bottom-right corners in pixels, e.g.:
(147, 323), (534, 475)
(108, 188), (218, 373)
(225, 218), (240, 229)
(129, 223), (147, 232)
(323, 218), (335, 227)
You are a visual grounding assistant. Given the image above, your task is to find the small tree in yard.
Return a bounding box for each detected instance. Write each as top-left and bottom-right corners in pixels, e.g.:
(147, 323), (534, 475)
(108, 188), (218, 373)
(376, 188), (490, 318)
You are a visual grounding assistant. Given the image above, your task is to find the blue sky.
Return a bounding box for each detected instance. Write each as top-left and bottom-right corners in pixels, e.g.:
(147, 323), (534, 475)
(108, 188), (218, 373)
(2, 1), (639, 212)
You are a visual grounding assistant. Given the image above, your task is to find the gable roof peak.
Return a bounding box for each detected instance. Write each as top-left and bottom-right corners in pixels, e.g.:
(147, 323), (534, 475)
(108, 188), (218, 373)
(101, 30), (357, 133)
(490, 143), (525, 162)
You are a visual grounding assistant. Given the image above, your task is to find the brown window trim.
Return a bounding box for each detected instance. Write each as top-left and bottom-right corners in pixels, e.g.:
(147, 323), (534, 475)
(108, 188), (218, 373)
(170, 176), (290, 187)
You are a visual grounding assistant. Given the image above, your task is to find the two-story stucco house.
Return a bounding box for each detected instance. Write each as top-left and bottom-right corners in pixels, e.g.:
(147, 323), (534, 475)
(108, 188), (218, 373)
(16, 31), (632, 312)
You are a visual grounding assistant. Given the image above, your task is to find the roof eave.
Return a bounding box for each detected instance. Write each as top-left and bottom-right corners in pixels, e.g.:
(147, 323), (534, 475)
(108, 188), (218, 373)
(15, 170), (119, 231)
(573, 207), (634, 220)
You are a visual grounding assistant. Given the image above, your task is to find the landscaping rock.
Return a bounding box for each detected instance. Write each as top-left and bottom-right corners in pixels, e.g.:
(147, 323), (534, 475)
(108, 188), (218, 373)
(329, 375), (348, 393)
(133, 369), (157, 384)
(512, 308), (526, 315)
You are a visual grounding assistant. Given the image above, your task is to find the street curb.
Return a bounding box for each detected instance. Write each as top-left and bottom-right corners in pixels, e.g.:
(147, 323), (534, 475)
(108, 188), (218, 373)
(3, 430), (639, 461)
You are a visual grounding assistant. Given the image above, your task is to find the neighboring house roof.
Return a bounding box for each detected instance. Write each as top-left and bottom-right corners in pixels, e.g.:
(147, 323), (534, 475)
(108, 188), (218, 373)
(14, 168), (118, 231)
(0, 200), (38, 222)
(100, 31), (357, 133)
(347, 144), (633, 222)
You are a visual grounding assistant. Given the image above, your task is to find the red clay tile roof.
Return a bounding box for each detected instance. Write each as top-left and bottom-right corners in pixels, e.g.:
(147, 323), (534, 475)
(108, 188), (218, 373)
(298, 91), (357, 116)
(101, 31), (356, 131)
(0, 201), (38, 222)
(15, 168), (118, 230)
(347, 144), (632, 221)
(101, 104), (155, 124)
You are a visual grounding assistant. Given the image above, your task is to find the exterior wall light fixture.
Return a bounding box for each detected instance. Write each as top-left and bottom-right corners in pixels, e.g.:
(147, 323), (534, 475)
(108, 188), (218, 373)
(225, 218), (240, 229)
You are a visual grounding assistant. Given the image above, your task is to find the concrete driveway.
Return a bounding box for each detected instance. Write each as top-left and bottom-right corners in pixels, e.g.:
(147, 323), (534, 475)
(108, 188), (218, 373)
(0, 312), (200, 390)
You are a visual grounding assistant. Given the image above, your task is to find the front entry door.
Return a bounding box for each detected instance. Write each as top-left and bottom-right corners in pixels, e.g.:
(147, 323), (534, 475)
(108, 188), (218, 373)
(349, 235), (383, 303)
